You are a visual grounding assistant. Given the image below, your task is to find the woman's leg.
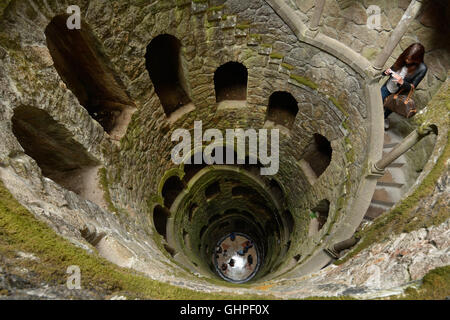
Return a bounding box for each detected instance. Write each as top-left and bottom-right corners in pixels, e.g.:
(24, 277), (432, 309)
(384, 109), (393, 119)
(381, 85), (392, 119)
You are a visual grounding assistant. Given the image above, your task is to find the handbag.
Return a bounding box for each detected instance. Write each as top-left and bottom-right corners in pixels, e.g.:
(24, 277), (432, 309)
(383, 84), (417, 118)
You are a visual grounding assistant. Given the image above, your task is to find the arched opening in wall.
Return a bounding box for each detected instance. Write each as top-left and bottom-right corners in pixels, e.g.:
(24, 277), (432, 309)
(164, 244), (176, 257)
(205, 181), (221, 200)
(303, 134), (332, 178)
(208, 214), (221, 225)
(266, 91), (298, 130)
(45, 15), (135, 139)
(218, 221), (230, 230)
(80, 226), (106, 247)
(162, 176), (185, 208)
(199, 225), (207, 239)
(11, 106), (100, 198)
(188, 203), (198, 221)
(145, 34), (191, 118)
(183, 229), (190, 249)
(269, 179), (284, 204)
(153, 205), (170, 238)
(312, 200), (330, 231)
(183, 152), (207, 183)
(235, 220), (247, 230)
(242, 154), (263, 175)
(282, 210), (295, 234)
(224, 209), (236, 216)
(232, 186), (256, 198)
(214, 62), (248, 102)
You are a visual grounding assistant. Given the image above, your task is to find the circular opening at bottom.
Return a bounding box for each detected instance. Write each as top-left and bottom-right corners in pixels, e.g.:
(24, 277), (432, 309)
(213, 232), (260, 283)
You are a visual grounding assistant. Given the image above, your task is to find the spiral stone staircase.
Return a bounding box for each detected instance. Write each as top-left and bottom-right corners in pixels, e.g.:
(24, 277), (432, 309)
(0, 0), (448, 299)
(364, 130), (408, 221)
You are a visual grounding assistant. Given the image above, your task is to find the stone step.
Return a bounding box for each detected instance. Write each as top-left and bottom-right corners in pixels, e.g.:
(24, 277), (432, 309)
(365, 129), (407, 221)
(372, 188), (395, 204)
(358, 219), (373, 231)
(378, 183), (404, 201)
(371, 199), (396, 207)
(377, 170), (405, 188)
(377, 181), (404, 188)
(364, 205), (386, 220)
(381, 158), (407, 184)
(383, 142), (398, 149)
(378, 170), (395, 183)
(386, 162), (405, 168)
(383, 132), (393, 144)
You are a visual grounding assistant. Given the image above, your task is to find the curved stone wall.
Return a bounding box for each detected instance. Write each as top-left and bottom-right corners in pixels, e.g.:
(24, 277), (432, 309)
(0, 0), (447, 296)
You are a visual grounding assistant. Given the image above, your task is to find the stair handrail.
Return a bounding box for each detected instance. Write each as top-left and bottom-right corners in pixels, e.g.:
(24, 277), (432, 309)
(370, 124), (437, 177)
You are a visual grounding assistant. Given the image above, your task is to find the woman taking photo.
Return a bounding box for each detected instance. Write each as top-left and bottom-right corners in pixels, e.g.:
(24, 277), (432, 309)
(381, 43), (428, 129)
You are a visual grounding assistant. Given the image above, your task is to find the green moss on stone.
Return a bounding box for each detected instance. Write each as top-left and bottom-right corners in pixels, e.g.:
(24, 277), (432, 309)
(0, 180), (272, 299)
(329, 96), (348, 117)
(342, 121), (349, 130)
(269, 52), (284, 60)
(310, 211), (318, 219)
(175, 0), (191, 7)
(236, 24), (251, 30)
(157, 168), (185, 196)
(281, 63), (295, 70)
(361, 47), (379, 61)
(290, 74), (318, 90)
(392, 266), (450, 300)
(250, 33), (261, 39)
(0, 0), (12, 19)
(208, 5), (225, 12)
(345, 149), (355, 163)
(98, 167), (119, 214)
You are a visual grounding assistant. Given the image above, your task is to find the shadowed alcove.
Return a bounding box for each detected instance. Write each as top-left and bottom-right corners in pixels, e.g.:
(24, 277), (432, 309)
(153, 205), (170, 238)
(312, 199), (330, 231)
(145, 34), (191, 117)
(303, 134), (332, 178)
(162, 175), (185, 208)
(266, 91), (299, 129)
(205, 181), (221, 200)
(11, 106), (99, 194)
(45, 15), (134, 136)
(214, 62), (248, 102)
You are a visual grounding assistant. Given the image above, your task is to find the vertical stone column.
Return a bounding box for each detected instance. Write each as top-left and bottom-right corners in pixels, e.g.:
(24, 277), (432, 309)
(373, 0), (423, 70)
(309, 0), (326, 31)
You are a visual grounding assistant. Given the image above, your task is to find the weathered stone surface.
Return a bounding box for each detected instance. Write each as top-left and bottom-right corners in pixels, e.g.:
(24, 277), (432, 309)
(264, 219), (450, 299)
(0, 0), (446, 299)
